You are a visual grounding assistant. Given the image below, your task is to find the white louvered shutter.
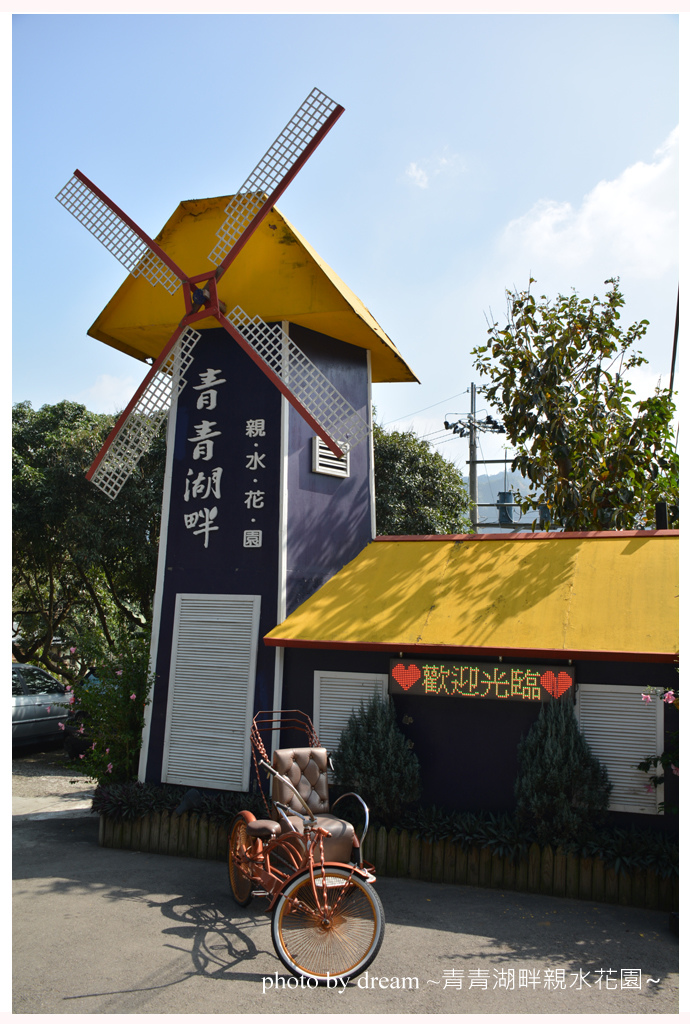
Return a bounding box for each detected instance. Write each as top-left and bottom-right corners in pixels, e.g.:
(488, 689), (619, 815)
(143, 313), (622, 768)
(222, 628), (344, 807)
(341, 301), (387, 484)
(314, 671), (388, 756)
(162, 594), (261, 791)
(575, 684), (664, 814)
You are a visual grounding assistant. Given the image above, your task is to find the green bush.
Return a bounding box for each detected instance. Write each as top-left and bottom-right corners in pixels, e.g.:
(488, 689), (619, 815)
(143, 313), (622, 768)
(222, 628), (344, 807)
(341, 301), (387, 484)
(397, 805), (678, 878)
(514, 697), (612, 844)
(332, 695), (421, 829)
(93, 781), (266, 825)
(65, 627), (153, 785)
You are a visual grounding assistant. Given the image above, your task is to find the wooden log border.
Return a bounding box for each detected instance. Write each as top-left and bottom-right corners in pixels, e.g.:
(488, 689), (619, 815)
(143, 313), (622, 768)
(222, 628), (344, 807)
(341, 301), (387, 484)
(98, 814), (677, 912)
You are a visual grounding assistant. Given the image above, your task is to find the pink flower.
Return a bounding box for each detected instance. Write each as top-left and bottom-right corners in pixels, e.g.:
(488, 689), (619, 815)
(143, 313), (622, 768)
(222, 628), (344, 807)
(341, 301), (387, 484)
(46, 706), (51, 713)
(672, 765), (679, 776)
(116, 671), (122, 677)
(70, 695), (75, 704)
(106, 763), (113, 773)
(130, 693), (136, 700)
(91, 742), (96, 750)
(79, 754), (85, 759)
(641, 694), (652, 703)
(79, 725), (85, 735)
(663, 691), (675, 704)
(65, 685), (71, 692)
(58, 722), (65, 731)
(644, 783), (655, 793)
(105, 748), (109, 754)
(69, 647), (76, 654)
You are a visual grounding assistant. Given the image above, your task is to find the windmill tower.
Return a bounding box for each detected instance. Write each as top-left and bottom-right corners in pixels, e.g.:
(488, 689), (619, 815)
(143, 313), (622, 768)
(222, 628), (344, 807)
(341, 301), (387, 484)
(56, 89), (417, 793)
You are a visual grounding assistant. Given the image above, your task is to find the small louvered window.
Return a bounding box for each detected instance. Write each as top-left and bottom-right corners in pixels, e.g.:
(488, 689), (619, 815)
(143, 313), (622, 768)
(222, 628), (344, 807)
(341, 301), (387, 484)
(312, 436), (350, 478)
(313, 671), (388, 756)
(575, 684), (664, 814)
(161, 593), (261, 791)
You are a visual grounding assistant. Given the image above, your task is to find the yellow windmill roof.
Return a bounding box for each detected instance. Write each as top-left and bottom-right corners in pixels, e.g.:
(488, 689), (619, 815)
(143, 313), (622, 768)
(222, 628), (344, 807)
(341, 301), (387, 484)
(265, 531), (679, 662)
(88, 195), (418, 384)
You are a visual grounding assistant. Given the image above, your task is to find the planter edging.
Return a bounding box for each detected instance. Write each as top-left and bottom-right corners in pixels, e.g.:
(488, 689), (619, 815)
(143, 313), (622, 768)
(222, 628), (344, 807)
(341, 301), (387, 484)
(98, 812), (678, 911)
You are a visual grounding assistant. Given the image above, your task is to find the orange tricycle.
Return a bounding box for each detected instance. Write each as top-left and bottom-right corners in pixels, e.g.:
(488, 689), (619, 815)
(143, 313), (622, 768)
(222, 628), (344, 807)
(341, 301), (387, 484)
(228, 710), (384, 984)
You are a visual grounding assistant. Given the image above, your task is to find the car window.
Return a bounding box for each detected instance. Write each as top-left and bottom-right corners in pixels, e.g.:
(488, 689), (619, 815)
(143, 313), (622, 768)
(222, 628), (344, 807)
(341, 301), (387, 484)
(16, 666), (66, 696)
(12, 674), (25, 696)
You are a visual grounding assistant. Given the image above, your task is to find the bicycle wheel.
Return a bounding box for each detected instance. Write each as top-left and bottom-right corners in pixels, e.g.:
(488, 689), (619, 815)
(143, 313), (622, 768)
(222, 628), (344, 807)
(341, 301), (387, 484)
(271, 867), (385, 982)
(228, 813), (255, 907)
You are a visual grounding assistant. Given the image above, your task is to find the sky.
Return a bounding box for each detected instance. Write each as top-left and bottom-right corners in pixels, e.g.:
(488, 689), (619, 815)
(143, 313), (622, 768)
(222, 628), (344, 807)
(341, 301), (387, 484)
(11, 12), (680, 476)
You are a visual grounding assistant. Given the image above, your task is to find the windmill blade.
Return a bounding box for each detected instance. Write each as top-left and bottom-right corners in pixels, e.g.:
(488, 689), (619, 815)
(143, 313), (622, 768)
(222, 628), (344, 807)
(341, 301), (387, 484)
(209, 88), (344, 270)
(222, 306), (369, 458)
(56, 170), (187, 295)
(87, 326), (202, 500)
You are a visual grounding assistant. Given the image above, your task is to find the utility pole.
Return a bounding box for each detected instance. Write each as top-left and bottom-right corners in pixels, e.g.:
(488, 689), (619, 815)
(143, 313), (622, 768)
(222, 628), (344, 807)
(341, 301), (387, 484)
(469, 383), (477, 531)
(444, 383), (506, 533)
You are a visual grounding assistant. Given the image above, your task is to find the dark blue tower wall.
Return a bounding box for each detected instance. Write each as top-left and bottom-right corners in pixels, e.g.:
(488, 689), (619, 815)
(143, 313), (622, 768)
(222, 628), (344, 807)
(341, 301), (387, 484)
(143, 323), (374, 784)
(144, 327), (282, 781)
(285, 325), (373, 615)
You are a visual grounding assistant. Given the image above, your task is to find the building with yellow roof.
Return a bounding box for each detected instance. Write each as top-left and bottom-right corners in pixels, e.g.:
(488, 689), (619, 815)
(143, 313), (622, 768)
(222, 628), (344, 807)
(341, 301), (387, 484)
(265, 530), (678, 821)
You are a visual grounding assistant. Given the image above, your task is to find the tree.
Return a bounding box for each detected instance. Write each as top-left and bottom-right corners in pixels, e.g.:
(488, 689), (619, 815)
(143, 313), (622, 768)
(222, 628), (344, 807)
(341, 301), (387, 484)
(12, 401), (165, 679)
(472, 279), (678, 530)
(514, 698), (612, 844)
(332, 695), (421, 829)
(373, 422), (472, 535)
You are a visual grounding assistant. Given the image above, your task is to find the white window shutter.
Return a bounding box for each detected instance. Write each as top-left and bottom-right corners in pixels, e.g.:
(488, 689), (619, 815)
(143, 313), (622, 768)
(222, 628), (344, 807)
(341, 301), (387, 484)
(162, 594), (261, 791)
(313, 671), (388, 755)
(575, 684), (664, 814)
(311, 436), (350, 478)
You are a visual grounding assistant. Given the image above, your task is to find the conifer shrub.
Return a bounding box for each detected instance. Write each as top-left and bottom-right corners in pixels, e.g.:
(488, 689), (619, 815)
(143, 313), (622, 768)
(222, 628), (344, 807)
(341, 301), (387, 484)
(514, 697), (612, 844)
(332, 695), (421, 829)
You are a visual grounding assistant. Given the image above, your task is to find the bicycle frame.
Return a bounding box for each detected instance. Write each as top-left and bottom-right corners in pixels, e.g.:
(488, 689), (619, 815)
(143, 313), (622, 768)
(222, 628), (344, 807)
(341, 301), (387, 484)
(230, 809), (372, 912)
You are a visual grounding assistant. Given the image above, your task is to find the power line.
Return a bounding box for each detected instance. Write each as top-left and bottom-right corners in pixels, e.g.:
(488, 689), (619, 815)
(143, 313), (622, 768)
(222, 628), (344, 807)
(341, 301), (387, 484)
(379, 390), (469, 428)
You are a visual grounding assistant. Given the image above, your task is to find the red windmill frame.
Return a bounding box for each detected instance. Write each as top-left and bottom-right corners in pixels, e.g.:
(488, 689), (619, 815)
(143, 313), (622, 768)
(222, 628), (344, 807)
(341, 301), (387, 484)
(57, 88), (369, 500)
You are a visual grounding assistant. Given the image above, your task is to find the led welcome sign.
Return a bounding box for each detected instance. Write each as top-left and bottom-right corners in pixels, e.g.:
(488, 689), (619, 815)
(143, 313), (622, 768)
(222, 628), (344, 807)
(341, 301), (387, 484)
(389, 660), (575, 702)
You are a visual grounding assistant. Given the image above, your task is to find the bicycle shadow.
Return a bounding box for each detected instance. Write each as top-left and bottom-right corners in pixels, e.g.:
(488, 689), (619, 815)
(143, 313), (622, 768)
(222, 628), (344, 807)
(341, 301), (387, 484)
(153, 893), (269, 980)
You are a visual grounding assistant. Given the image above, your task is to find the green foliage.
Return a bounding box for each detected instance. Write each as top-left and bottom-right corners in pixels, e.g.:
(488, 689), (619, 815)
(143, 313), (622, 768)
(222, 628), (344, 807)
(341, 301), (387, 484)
(636, 685), (679, 814)
(93, 780), (267, 825)
(373, 421), (472, 535)
(332, 695), (421, 829)
(514, 698), (612, 844)
(397, 805), (678, 878)
(66, 627), (153, 785)
(12, 400), (165, 678)
(472, 279), (678, 530)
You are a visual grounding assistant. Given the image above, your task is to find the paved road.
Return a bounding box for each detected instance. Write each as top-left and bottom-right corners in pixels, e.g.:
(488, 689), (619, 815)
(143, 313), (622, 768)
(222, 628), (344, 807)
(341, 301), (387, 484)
(12, 749), (680, 1014)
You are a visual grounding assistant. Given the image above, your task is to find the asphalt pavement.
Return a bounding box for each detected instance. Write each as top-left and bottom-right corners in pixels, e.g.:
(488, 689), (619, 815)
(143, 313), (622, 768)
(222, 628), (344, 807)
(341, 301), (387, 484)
(12, 752), (680, 1015)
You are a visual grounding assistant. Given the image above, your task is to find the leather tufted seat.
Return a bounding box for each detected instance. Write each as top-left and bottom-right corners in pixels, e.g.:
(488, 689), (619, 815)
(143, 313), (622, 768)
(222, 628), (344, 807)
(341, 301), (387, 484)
(246, 819), (281, 839)
(272, 747), (355, 863)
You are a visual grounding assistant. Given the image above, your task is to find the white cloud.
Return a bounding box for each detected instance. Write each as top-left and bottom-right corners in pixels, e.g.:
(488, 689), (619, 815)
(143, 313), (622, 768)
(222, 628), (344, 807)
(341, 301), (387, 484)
(406, 163), (429, 189)
(405, 150), (466, 190)
(499, 127), (678, 281)
(71, 373), (141, 414)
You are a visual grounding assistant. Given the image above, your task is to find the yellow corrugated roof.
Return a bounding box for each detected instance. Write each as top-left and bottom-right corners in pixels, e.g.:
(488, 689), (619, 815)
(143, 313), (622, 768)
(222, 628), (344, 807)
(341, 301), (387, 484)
(88, 196), (418, 384)
(265, 532), (679, 662)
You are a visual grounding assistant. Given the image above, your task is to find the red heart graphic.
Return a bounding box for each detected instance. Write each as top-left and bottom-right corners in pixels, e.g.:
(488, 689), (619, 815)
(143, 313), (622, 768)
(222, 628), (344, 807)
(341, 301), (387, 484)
(540, 670), (572, 699)
(392, 663), (421, 691)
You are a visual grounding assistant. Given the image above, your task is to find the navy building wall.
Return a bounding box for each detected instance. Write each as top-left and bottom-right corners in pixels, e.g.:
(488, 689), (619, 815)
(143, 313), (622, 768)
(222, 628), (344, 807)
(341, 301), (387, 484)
(144, 323), (373, 782)
(279, 646), (678, 833)
(285, 325), (373, 615)
(145, 327), (282, 780)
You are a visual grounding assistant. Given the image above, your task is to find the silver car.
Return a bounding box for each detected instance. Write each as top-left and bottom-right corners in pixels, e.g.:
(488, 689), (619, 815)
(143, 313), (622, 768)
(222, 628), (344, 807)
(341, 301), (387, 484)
(12, 664), (69, 746)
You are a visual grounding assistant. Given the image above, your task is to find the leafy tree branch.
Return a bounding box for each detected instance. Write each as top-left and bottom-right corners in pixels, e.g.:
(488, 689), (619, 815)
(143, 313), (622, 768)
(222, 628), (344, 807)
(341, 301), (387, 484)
(472, 278), (678, 530)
